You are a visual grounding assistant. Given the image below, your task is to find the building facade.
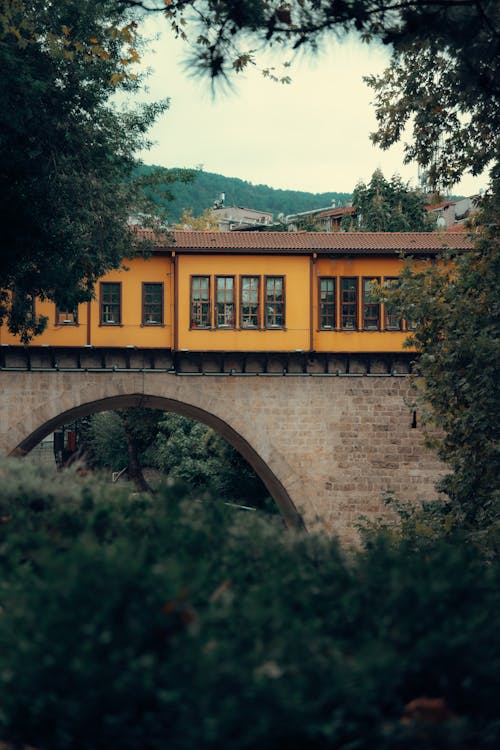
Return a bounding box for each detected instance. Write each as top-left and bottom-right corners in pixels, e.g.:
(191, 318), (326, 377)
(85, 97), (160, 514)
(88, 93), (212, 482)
(0, 231), (472, 353)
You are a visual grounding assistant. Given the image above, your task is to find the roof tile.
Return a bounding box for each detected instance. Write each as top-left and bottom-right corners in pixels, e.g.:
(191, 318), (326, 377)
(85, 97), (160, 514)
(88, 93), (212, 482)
(160, 230), (474, 254)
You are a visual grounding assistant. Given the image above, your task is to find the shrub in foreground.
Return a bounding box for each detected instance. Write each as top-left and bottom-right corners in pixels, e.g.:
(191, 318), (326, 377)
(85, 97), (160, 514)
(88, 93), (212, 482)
(0, 459), (498, 749)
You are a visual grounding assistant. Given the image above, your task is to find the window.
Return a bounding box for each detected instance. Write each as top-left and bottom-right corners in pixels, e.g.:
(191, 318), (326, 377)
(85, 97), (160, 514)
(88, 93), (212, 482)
(216, 276), (235, 328)
(319, 277), (336, 329)
(190, 276), (210, 328)
(142, 282), (163, 325)
(265, 276), (285, 328)
(362, 277), (380, 330)
(383, 278), (402, 330)
(11, 291), (35, 322)
(100, 282), (121, 325)
(55, 307), (78, 325)
(240, 276), (260, 328)
(341, 277), (357, 330)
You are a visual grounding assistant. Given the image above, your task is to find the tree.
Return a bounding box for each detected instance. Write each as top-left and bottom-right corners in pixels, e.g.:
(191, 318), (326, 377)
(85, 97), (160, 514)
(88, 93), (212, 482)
(83, 408), (163, 491)
(0, 0), (191, 341)
(172, 207), (220, 230)
(83, 410), (273, 508)
(150, 413), (273, 509)
(364, 39), (499, 192)
(387, 188), (499, 535)
(344, 170), (430, 231)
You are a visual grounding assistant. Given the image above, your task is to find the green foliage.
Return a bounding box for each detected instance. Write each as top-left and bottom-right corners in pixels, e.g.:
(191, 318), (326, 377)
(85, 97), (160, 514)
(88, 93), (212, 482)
(365, 35), (499, 191)
(85, 411), (129, 470)
(0, 457), (499, 749)
(347, 170), (431, 232)
(83, 410), (273, 510)
(387, 188), (500, 534)
(0, 0), (178, 341)
(150, 413), (273, 509)
(135, 164), (351, 223)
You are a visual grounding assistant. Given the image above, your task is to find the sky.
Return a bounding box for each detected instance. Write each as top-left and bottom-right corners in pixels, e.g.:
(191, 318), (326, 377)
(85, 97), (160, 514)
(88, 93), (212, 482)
(136, 15), (486, 198)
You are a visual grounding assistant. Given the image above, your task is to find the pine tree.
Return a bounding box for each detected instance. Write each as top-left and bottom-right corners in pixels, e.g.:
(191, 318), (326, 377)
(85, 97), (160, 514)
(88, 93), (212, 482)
(347, 170), (430, 232)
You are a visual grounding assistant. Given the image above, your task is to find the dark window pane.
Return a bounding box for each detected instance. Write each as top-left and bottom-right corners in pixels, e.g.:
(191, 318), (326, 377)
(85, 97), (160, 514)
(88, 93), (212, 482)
(341, 278), (357, 330)
(101, 283), (121, 325)
(363, 278), (380, 330)
(319, 278), (335, 328)
(191, 276), (210, 327)
(241, 276), (259, 328)
(383, 278), (402, 330)
(216, 276), (235, 327)
(265, 276), (285, 328)
(143, 283), (163, 325)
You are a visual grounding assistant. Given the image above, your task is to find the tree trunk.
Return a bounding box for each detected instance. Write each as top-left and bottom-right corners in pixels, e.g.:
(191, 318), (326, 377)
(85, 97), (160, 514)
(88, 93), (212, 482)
(122, 417), (151, 493)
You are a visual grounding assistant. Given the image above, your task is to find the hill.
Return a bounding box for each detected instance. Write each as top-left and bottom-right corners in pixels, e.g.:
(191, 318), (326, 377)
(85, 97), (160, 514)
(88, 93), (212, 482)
(136, 165), (352, 223)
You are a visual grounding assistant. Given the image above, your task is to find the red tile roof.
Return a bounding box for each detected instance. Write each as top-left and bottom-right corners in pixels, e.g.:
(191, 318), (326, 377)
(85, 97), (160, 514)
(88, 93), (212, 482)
(315, 206), (356, 219)
(425, 201), (454, 211)
(158, 230), (474, 255)
(446, 221), (471, 232)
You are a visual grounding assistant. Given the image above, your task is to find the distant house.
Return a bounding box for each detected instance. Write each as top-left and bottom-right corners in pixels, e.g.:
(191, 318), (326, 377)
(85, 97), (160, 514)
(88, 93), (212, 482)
(312, 205), (357, 231)
(425, 196), (478, 230)
(286, 195), (478, 233)
(211, 205), (273, 231)
(286, 203), (356, 232)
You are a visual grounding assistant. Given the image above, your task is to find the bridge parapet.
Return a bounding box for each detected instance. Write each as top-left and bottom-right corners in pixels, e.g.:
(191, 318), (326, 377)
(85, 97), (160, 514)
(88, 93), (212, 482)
(0, 346), (415, 377)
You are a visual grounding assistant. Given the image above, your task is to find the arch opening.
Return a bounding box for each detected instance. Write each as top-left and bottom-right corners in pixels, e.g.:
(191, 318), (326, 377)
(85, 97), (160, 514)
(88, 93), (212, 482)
(9, 393), (304, 530)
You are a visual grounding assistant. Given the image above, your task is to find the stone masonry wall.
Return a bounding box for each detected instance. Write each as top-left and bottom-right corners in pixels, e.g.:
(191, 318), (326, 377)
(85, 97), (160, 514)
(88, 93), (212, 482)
(0, 371), (444, 543)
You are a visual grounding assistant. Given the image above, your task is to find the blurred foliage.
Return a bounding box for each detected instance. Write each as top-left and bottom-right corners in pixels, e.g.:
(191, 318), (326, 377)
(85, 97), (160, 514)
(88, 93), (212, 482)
(0, 457), (498, 749)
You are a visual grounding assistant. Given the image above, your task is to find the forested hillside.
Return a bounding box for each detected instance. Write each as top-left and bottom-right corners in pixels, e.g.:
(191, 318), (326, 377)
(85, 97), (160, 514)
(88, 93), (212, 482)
(136, 165), (351, 223)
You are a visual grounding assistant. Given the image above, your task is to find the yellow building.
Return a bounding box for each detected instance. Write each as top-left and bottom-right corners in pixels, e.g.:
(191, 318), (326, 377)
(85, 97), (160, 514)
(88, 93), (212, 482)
(0, 231), (472, 353)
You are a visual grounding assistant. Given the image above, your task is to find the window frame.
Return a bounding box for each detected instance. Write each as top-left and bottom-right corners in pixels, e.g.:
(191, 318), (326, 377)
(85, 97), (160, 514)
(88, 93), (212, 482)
(215, 275), (236, 329)
(382, 277), (403, 331)
(190, 275), (211, 329)
(340, 277), (358, 330)
(141, 282), (164, 326)
(318, 276), (336, 330)
(264, 275), (285, 329)
(55, 306), (78, 326)
(362, 277), (381, 331)
(240, 275), (260, 329)
(99, 282), (121, 326)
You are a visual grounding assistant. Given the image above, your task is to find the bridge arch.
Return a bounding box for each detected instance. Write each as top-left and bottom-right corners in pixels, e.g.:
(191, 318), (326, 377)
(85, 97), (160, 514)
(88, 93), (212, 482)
(0, 370), (445, 543)
(9, 392), (304, 529)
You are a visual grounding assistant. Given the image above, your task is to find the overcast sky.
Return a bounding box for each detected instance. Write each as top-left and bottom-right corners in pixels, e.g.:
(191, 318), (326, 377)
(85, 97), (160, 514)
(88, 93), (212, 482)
(136, 16), (486, 197)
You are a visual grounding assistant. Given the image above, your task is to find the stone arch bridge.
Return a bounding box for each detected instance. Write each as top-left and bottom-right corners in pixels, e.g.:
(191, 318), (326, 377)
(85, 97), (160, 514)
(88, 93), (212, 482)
(0, 347), (443, 542)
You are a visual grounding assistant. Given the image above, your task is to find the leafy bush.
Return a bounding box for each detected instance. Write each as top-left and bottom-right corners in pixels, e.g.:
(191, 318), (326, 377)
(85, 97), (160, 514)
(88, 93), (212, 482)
(0, 459), (498, 749)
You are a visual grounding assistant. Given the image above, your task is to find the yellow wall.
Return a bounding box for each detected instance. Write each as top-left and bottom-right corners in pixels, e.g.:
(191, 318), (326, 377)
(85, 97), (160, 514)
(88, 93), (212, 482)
(89, 255), (173, 348)
(0, 254), (174, 349)
(313, 255), (411, 353)
(177, 254), (311, 352)
(1, 251), (417, 353)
